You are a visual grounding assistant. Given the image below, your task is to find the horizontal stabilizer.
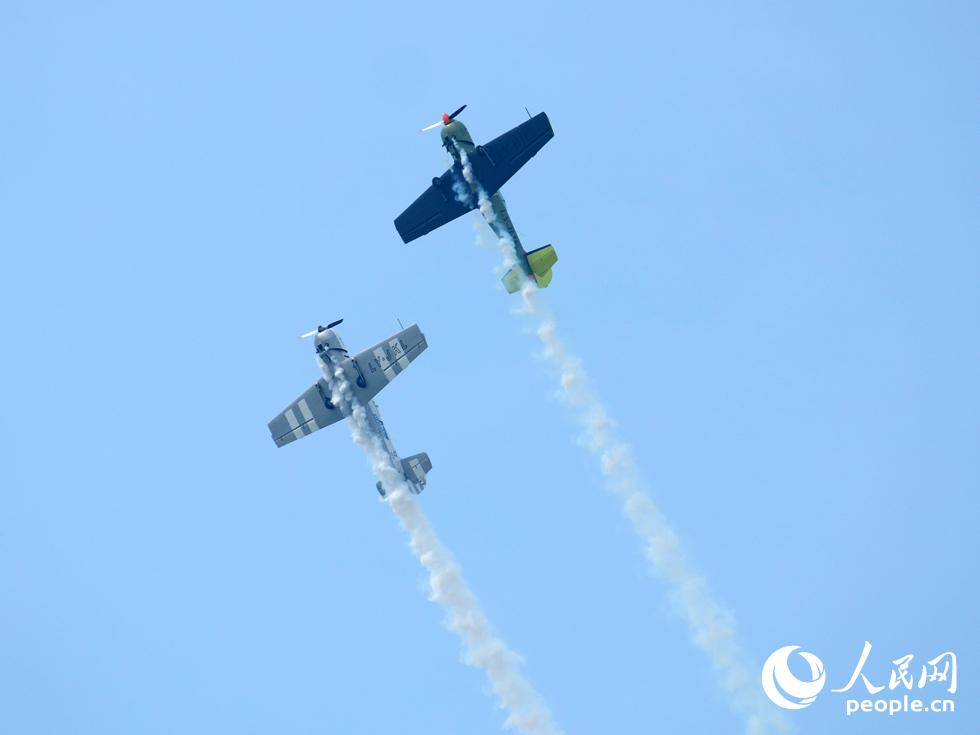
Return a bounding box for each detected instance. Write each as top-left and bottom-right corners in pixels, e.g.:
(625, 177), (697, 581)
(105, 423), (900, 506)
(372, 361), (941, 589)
(502, 267), (523, 294)
(500, 244), (558, 294)
(376, 452), (433, 497)
(526, 244), (557, 277)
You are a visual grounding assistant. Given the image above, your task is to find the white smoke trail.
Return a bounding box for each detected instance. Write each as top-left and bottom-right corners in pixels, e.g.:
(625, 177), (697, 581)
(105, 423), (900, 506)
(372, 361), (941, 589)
(514, 287), (785, 735)
(457, 147), (518, 275)
(321, 360), (563, 735)
(458, 148), (784, 733)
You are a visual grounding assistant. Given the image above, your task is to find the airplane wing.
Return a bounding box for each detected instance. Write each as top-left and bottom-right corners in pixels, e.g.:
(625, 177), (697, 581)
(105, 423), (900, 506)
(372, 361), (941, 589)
(394, 168), (476, 244)
(341, 324), (428, 404)
(268, 379), (343, 448)
(269, 325), (427, 448)
(466, 112), (554, 199)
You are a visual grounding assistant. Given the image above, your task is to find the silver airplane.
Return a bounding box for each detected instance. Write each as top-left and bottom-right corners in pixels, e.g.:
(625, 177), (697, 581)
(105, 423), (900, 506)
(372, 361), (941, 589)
(267, 319), (432, 497)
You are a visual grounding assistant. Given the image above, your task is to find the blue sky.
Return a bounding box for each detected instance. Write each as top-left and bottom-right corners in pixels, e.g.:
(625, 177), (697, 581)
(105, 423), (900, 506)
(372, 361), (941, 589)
(1, 2), (977, 733)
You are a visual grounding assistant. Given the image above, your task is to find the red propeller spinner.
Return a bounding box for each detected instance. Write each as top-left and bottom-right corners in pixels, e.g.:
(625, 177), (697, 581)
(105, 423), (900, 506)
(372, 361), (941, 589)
(421, 104), (467, 132)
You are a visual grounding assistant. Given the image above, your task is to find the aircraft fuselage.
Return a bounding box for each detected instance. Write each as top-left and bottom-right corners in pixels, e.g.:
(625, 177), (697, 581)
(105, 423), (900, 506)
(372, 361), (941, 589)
(313, 329), (405, 483)
(440, 121), (533, 278)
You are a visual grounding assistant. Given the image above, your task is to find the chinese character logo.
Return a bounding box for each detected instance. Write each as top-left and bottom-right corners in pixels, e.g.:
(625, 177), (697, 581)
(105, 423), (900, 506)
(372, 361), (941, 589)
(762, 645), (827, 710)
(831, 641), (958, 696)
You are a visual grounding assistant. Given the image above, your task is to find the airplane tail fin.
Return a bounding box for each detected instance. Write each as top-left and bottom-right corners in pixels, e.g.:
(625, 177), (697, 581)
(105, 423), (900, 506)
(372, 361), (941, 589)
(376, 452), (433, 497)
(502, 244), (557, 294)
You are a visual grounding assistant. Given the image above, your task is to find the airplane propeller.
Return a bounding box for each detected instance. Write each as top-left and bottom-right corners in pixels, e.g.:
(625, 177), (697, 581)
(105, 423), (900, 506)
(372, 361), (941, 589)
(298, 319), (343, 339)
(420, 104), (467, 132)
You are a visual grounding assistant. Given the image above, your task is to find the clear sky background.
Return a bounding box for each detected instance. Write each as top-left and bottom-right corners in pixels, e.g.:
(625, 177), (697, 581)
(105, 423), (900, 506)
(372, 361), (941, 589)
(1, 2), (977, 734)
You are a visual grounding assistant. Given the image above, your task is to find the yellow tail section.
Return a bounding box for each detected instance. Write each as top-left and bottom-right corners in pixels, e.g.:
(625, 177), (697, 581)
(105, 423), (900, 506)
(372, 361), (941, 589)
(500, 244), (558, 294)
(502, 268), (522, 294)
(527, 244), (558, 277)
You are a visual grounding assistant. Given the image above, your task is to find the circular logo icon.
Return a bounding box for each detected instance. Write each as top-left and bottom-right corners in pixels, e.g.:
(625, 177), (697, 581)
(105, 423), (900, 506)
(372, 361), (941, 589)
(761, 645), (826, 710)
